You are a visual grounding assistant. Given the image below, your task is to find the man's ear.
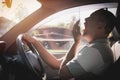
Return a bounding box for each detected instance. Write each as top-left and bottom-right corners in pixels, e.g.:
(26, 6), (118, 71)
(97, 22), (106, 29)
(98, 26), (103, 29)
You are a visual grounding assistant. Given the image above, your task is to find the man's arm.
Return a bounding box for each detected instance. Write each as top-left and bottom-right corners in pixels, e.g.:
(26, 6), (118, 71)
(59, 20), (81, 79)
(59, 42), (80, 80)
(60, 42), (80, 66)
(22, 34), (62, 69)
(59, 65), (73, 80)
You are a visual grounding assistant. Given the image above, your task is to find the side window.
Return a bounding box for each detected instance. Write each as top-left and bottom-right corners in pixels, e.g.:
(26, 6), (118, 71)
(29, 8), (80, 54)
(29, 3), (117, 54)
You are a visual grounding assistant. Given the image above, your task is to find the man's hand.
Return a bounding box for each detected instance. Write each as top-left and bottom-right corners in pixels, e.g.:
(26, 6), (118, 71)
(72, 20), (81, 44)
(22, 34), (37, 44)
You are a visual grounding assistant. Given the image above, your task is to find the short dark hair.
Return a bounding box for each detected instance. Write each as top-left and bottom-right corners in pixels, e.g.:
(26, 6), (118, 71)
(90, 9), (116, 35)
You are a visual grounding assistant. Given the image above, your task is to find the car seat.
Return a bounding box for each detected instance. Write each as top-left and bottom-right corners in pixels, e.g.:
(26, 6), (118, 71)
(93, 40), (119, 80)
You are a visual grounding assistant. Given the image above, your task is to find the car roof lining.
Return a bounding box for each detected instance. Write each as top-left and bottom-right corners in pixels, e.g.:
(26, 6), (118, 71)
(38, 0), (118, 12)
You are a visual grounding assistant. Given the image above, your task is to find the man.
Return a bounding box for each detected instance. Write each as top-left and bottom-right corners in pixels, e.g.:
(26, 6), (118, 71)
(22, 9), (116, 80)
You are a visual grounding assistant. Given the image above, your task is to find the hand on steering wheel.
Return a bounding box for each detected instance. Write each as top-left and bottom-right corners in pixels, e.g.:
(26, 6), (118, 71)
(16, 34), (45, 79)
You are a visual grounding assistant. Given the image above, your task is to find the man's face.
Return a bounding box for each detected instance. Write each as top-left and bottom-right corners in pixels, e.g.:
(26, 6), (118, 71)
(82, 16), (96, 37)
(82, 14), (106, 40)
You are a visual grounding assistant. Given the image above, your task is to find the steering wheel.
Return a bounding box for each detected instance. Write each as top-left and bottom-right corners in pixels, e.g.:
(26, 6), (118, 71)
(16, 34), (45, 79)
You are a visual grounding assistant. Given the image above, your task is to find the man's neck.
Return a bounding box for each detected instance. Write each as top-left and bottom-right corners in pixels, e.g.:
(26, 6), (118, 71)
(85, 36), (107, 43)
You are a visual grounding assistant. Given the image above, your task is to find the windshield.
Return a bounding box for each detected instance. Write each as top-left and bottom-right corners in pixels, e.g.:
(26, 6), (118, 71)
(0, 0), (41, 37)
(28, 3), (118, 54)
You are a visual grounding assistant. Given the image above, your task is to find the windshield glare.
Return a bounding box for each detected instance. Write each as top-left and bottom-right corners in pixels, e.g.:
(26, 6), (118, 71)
(0, 0), (41, 37)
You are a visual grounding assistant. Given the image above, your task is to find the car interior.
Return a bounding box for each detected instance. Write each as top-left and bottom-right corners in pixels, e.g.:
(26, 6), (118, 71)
(0, 0), (120, 80)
